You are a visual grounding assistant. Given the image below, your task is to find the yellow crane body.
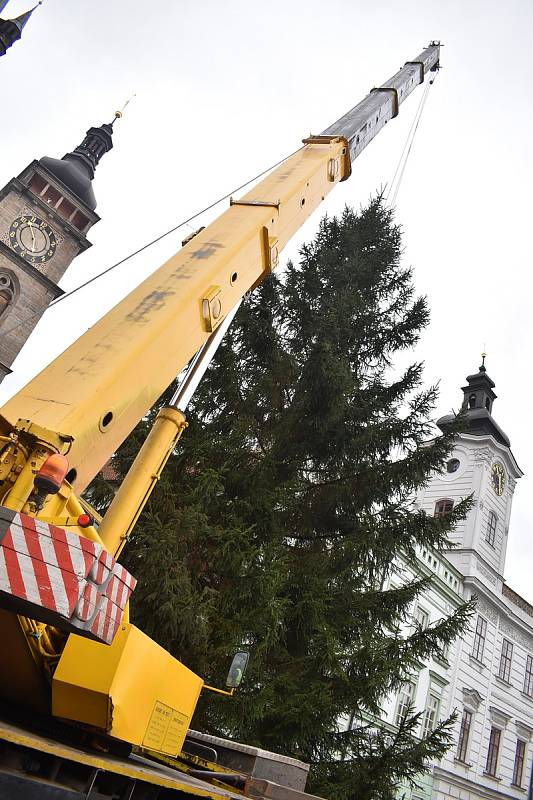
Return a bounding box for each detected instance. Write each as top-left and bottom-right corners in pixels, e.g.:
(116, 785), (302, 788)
(0, 43), (440, 798)
(53, 620), (203, 757)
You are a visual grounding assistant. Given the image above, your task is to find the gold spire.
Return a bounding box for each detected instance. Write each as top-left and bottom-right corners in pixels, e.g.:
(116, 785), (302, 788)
(113, 94), (136, 123)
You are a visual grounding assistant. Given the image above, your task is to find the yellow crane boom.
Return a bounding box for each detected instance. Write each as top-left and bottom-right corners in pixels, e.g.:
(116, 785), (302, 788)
(0, 43), (440, 800)
(0, 44), (440, 497)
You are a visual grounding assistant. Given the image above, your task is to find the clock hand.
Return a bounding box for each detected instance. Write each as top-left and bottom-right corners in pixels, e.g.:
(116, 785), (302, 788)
(28, 221), (36, 252)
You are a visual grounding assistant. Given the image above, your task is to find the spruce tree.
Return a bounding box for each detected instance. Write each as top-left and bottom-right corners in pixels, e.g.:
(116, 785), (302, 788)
(91, 199), (472, 799)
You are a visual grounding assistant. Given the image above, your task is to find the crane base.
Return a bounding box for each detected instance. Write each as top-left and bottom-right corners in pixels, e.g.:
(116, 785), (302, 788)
(52, 622), (203, 757)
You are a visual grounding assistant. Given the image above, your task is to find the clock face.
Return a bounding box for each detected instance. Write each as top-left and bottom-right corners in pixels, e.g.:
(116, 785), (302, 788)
(491, 462), (505, 496)
(9, 215), (57, 265)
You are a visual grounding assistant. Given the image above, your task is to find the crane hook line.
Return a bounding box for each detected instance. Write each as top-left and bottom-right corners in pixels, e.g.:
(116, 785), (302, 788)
(386, 75), (434, 205)
(0, 147), (303, 341)
(390, 81), (432, 205)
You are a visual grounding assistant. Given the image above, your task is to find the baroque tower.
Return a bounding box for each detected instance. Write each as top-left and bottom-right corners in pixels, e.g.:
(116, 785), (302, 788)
(0, 119), (117, 384)
(416, 360), (522, 589)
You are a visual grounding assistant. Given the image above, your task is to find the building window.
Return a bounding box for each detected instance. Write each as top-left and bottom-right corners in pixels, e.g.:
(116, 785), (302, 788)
(414, 606), (429, 630)
(456, 709), (472, 763)
(395, 681), (415, 727)
(524, 655), (533, 697)
(421, 694), (440, 738)
(486, 511), (497, 548)
(498, 638), (513, 683)
(446, 458), (460, 473)
(512, 739), (526, 787)
(42, 184), (61, 206)
(71, 209), (89, 232)
(29, 173), (47, 195)
(485, 726), (501, 777)
(472, 616), (487, 663)
(56, 197), (76, 221)
(434, 499), (453, 518)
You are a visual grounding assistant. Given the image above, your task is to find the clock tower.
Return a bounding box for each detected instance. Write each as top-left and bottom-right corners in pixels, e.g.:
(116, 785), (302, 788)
(415, 360), (522, 590)
(0, 118), (117, 384)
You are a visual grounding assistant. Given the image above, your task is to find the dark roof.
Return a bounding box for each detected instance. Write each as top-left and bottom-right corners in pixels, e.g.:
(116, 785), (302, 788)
(39, 122), (114, 212)
(39, 156), (97, 210)
(437, 363), (510, 448)
(437, 408), (510, 447)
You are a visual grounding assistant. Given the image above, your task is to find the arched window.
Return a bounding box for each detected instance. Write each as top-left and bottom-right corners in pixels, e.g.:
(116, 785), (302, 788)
(486, 511), (497, 547)
(468, 393), (477, 409)
(0, 272), (16, 323)
(434, 499), (453, 518)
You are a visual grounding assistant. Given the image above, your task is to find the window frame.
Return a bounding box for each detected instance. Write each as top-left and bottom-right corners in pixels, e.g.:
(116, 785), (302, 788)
(486, 511), (497, 548)
(485, 726), (501, 777)
(512, 738), (526, 788)
(421, 692), (440, 738)
(456, 708), (473, 763)
(472, 615), (488, 663)
(498, 638), (513, 683)
(434, 498), (454, 518)
(394, 680), (416, 727)
(524, 654), (533, 697)
(414, 605), (429, 630)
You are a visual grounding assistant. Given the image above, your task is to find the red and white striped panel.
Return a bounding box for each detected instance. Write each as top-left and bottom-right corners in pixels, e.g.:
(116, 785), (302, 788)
(0, 506), (136, 645)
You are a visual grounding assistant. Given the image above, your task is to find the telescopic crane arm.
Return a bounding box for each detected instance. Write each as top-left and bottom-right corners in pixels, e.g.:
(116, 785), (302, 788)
(0, 44), (440, 501)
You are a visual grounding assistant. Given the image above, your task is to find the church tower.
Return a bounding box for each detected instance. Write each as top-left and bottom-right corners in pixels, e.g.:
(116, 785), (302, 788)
(415, 360), (522, 589)
(0, 118), (117, 384)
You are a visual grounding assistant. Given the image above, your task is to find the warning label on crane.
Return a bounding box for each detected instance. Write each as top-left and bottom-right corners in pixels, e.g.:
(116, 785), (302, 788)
(143, 700), (189, 756)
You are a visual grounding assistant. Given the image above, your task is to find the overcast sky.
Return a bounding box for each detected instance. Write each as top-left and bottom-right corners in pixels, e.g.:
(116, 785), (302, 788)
(1, 0), (532, 596)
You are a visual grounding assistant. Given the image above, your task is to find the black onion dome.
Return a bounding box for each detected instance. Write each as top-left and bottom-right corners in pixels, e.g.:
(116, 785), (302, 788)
(437, 360), (510, 448)
(39, 122), (114, 212)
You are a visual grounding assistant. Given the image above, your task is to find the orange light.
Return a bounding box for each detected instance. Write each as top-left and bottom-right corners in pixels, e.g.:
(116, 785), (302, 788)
(77, 513), (92, 528)
(34, 454), (69, 495)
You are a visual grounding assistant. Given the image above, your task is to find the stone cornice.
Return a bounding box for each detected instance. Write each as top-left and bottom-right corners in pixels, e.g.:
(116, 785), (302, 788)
(515, 721), (533, 740)
(0, 240), (64, 298)
(405, 552), (464, 607)
(18, 160), (100, 224)
(0, 174), (93, 252)
(429, 669), (449, 688)
(455, 432), (523, 479)
(434, 765), (520, 800)
(443, 548), (504, 584)
(489, 705), (511, 727)
(463, 576), (533, 643)
(462, 687), (484, 711)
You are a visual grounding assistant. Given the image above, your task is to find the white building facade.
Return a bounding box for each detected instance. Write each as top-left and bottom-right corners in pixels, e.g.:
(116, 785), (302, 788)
(381, 363), (533, 800)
